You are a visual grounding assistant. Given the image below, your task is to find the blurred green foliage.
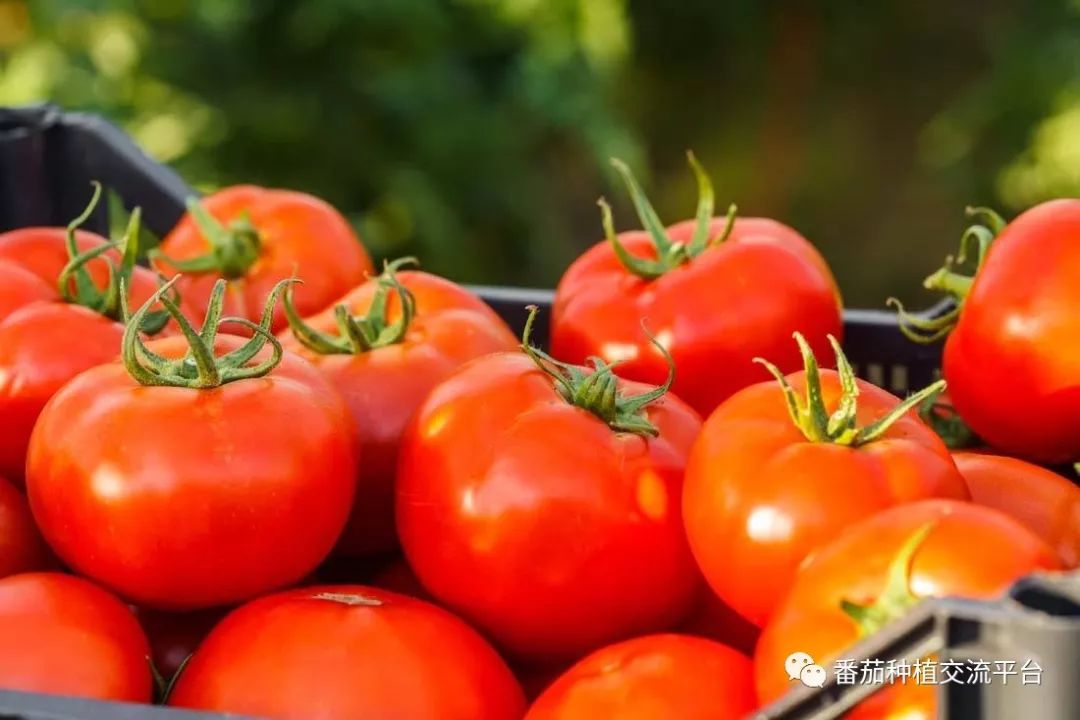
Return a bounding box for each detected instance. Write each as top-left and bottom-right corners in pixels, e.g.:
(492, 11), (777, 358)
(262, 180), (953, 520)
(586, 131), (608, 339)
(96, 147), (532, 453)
(4, 0), (1080, 305)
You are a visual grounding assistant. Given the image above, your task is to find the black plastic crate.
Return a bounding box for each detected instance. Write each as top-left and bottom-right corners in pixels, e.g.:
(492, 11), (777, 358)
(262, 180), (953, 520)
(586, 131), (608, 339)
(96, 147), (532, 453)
(0, 104), (1076, 720)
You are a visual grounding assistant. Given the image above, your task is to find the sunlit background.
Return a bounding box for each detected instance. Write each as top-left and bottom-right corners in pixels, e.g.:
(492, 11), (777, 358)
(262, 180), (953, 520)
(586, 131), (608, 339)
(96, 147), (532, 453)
(3, 0), (1080, 307)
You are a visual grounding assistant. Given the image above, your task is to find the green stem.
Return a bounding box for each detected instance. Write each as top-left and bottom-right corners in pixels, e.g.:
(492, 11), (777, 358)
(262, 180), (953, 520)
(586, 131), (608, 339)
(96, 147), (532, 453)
(121, 274), (291, 389)
(841, 522), (937, 637)
(918, 390), (979, 450)
(283, 257), (419, 355)
(520, 305), (674, 437)
(602, 153), (739, 281)
(152, 197), (262, 280)
(755, 333), (947, 447)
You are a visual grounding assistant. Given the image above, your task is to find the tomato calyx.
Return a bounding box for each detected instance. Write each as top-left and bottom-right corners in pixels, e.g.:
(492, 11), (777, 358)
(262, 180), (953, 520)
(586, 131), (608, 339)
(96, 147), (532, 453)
(55, 182), (174, 335)
(311, 592), (383, 607)
(755, 333), (946, 447)
(152, 197), (262, 280)
(840, 522), (937, 637)
(917, 392), (979, 450)
(520, 305), (674, 437)
(120, 274), (290, 388)
(889, 205), (1006, 344)
(599, 152), (738, 281)
(283, 257), (418, 354)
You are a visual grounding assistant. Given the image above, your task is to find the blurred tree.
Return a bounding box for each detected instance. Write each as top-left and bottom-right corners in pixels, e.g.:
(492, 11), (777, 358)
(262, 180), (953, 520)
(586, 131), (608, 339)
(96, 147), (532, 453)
(3, 0), (1080, 305)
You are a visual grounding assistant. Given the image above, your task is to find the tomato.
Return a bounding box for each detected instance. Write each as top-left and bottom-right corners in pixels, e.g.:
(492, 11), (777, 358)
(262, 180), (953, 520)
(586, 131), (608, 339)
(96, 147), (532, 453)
(153, 185), (374, 331)
(551, 154), (842, 417)
(280, 260), (517, 557)
(677, 585), (761, 657)
(0, 193), (185, 485)
(683, 334), (969, 629)
(168, 585), (526, 720)
(896, 202), (1080, 463)
(952, 451), (1080, 568)
(754, 499), (1062, 719)
(26, 280), (357, 610)
(132, 606), (228, 681)
(397, 308), (702, 664)
(0, 260), (54, 323)
(0, 475), (48, 578)
(525, 634), (755, 720)
(0, 572), (153, 702)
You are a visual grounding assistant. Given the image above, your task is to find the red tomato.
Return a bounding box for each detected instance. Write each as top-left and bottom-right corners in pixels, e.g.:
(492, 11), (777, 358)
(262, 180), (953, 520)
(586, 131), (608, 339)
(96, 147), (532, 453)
(754, 500), (1062, 719)
(280, 263), (517, 557)
(0, 475), (48, 579)
(552, 155), (842, 417)
(168, 585), (526, 720)
(683, 334), (969, 628)
(0, 219), (186, 485)
(154, 185), (374, 331)
(397, 311), (702, 663)
(525, 634), (755, 720)
(0, 260), (54, 323)
(26, 282), (357, 610)
(952, 451), (1080, 568)
(132, 606), (228, 681)
(899, 201), (1080, 463)
(0, 572), (153, 702)
(677, 585), (761, 657)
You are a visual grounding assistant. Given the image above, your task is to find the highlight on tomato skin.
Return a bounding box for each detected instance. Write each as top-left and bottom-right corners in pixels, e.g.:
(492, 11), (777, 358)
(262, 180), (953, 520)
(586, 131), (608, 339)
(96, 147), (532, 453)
(523, 633), (756, 720)
(753, 499), (1063, 719)
(682, 332), (969, 629)
(551, 153), (843, 419)
(0, 572), (154, 703)
(167, 585), (527, 720)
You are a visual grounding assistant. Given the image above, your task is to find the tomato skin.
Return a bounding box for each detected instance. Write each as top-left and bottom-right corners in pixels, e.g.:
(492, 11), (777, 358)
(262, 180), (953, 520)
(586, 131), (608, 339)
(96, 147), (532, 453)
(0, 475), (48, 578)
(525, 634), (755, 720)
(552, 217), (843, 417)
(754, 500), (1062, 719)
(952, 452), (1080, 568)
(25, 335), (357, 610)
(397, 352), (703, 664)
(168, 585), (526, 720)
(683, 369), (969, 629)
(942, 200), (1080, 463)
(0, 227), (114, 287)
(155, 186), (374, 331)
(0, 572), (153, 702)
(0, 261), (54, 323)
(281, 271), (517, 557)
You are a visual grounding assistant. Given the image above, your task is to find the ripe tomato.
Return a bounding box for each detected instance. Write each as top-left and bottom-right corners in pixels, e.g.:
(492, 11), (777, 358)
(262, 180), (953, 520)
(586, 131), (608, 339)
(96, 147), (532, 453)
(897, 202), (1080, 463)
(0, 572), (153, 702)
(551, 154), (842, 417)
(153, 185), (374, 331)
(525, 634), (755, 720)
(26, 280), (357, 610)
(683, 334), (969, 628)
(952, 451), (1080, 568)
(397, 309), (702, 664)
(0, 226), (116, 287)
(168, 585), (526, 720)
(754, 500), (1062, 719)
(0, 475), (48, 578)
(132, 606), (228, 681)
(280, 260), (517, 557)
(0, 260), (53, 323)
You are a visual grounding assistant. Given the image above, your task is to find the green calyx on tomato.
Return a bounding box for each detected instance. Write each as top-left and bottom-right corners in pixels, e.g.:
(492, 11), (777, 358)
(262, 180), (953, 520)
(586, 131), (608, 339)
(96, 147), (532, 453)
(917, 392), (979, 450)
(520, 305), (674, 437)
(840, 522), (937, 637)
(152, 196), (262, 280)
(57, 182), (173, 335)
(283, 257), (419, 354)
(756, 333), (946, 447)
(311, 592), (383, 607)
(120, 274), (290, 389)
(888, 206), (1008, 344)
(599, 152), (738, 280)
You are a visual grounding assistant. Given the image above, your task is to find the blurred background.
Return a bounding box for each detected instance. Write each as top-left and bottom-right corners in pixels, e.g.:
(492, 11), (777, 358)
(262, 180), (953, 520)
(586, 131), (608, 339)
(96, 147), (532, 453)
(3, 0), (1080, 307)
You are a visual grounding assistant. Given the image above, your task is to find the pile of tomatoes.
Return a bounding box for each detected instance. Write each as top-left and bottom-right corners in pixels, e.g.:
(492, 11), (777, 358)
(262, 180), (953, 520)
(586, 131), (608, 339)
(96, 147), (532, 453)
(0, 156), (1077, 720)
